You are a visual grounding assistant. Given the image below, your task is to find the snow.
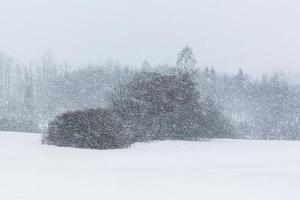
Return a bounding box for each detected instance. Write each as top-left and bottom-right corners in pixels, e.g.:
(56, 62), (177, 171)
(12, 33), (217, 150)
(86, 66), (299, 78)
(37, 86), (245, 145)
(1, 131), (300, 200)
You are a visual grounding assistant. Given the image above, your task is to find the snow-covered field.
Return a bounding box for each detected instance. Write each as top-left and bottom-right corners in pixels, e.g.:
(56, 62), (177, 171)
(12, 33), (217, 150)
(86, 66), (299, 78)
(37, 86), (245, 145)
(1, 131), (300, 200)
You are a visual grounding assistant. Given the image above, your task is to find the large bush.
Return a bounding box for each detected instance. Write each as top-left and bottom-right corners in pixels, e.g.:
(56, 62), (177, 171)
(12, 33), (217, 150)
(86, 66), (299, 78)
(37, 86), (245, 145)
(111, 70), (232, 142)
(44, 108), (129, 149)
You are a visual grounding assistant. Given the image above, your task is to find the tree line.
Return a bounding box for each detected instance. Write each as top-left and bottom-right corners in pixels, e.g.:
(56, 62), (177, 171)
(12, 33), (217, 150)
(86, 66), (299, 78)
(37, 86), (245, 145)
(1, 47), (300, 147)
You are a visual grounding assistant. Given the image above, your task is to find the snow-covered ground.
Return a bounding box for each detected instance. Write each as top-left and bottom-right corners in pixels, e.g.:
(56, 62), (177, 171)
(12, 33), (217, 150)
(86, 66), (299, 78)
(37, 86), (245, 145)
(1, 131), (300, 200)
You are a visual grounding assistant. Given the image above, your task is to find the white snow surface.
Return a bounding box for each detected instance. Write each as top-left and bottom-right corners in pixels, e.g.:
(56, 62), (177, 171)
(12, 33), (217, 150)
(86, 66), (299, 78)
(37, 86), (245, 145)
(1, 131), (300, 200)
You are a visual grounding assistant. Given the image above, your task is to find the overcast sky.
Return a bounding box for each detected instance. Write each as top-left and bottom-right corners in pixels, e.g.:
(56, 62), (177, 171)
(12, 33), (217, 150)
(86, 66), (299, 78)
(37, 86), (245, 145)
(0, 0), (299, 77)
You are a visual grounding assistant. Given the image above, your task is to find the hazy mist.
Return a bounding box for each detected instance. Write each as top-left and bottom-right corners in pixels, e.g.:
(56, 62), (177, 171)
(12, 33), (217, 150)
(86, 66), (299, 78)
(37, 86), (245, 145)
(1, 0), (300, 77)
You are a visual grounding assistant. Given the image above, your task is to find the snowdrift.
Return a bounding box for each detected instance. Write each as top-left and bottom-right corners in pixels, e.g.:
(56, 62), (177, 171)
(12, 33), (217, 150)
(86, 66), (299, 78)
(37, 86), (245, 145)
(1, 131), (300, 200)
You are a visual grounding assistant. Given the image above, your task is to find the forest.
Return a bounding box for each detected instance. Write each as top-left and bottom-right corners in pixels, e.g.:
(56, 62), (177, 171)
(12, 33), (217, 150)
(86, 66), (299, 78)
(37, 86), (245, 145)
(1, 47), (300, 148)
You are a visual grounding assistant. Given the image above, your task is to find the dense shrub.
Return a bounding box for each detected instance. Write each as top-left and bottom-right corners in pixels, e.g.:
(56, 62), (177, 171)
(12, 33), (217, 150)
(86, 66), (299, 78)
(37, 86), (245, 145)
(44, 68), (232, 150)
(44, 108), (129, 149)
(111, 70), (232, 142)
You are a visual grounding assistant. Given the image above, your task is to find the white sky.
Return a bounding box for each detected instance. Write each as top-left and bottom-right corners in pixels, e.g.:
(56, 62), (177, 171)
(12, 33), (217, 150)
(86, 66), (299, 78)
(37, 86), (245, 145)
(0, 0), (300, 77)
